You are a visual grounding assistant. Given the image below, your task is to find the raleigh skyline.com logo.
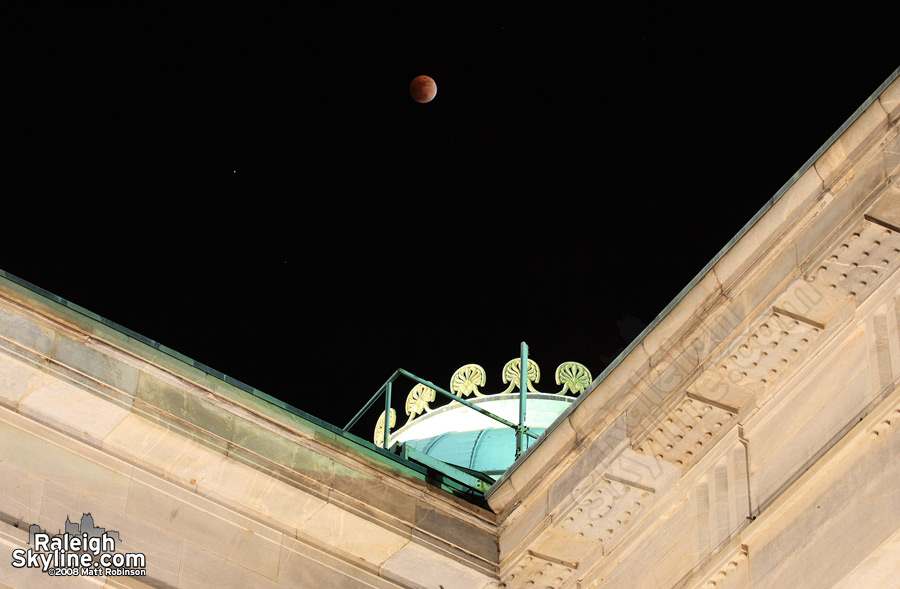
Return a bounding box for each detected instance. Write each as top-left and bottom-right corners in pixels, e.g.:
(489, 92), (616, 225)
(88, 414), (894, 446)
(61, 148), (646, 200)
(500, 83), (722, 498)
(10, 513), (146, 578)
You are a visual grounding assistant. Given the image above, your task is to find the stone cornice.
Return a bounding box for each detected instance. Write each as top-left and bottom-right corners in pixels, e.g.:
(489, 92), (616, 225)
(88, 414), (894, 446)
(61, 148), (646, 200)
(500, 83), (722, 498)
(479, 71), (900, 582)
(488, 71), (900, 517)
(0, 278), (501, 578)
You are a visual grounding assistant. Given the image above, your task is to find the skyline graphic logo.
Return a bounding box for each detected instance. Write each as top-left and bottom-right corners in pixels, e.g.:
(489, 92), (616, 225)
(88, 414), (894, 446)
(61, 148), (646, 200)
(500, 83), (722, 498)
(10, 513), (146, 578)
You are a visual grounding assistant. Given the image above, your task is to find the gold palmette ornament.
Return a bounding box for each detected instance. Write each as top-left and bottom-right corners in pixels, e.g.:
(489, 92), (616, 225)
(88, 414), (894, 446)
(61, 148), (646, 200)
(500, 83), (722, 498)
(405, 384), (436, 424)
(450, 364), (486, 398)
(374, 409), (396, 448)
(373, 357), (592, 439)
(555, 361), (592, 395)
(500, 358), (540, 394)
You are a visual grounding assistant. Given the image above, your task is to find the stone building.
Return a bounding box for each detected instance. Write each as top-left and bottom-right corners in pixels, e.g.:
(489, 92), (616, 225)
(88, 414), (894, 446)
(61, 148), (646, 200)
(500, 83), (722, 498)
(1, 69), (899, 587)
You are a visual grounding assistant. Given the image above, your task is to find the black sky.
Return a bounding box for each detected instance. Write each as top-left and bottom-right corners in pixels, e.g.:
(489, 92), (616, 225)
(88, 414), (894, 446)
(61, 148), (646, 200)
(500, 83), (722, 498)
(3, 6), (898, 435)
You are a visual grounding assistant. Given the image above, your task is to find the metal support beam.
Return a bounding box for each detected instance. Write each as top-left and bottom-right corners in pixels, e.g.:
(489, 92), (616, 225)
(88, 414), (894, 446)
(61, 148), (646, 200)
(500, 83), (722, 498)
(383, 379), (392, 449)
(399, 369), (538, 438)
(399, 443), (494, 494)
(344, 370), (399, 431)
(517, 341), (528, 457)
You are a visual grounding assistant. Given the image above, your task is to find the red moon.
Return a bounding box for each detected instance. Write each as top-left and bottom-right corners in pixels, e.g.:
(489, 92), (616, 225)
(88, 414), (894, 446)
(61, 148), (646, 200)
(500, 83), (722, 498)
(409, 75), (437, 103)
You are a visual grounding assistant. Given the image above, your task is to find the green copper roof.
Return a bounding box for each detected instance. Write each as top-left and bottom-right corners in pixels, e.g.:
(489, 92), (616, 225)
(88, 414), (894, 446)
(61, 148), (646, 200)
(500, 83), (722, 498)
(406, 427), (547, 477)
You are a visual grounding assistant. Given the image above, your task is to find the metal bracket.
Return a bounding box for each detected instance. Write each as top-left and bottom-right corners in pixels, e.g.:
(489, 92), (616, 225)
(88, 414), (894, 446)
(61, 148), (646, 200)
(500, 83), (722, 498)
(515, 425), (532, 458)
(398, 443), (495, 494)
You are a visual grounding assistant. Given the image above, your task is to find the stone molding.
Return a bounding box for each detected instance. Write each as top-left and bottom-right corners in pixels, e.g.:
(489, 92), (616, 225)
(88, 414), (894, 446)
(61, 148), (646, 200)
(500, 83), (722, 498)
(484, 71), (900, 584)
(0, 283), (500, 584)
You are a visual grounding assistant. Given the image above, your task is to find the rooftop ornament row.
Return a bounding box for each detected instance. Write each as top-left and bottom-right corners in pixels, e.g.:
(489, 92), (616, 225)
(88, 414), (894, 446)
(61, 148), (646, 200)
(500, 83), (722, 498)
(374, 358), (593, 447)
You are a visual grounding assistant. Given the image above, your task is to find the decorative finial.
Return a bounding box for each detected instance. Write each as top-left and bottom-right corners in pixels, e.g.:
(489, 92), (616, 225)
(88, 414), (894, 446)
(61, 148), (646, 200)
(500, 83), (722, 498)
(373, 356), (592, 438)
(500, 358), (540, 394)
(555, 362), (592, 395)
(450, 364), (487, 398)
(405, 384), (436, 424)
(374, 409), (396, 448)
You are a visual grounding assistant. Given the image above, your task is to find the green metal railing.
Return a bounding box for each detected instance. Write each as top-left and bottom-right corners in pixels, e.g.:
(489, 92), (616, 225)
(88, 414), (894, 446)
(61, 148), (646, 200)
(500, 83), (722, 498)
(343, 342), (539, 460)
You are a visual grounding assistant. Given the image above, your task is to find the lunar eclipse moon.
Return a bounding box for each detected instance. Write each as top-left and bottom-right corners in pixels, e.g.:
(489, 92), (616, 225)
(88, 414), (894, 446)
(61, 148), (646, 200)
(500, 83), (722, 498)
(409, 75), (437, 103)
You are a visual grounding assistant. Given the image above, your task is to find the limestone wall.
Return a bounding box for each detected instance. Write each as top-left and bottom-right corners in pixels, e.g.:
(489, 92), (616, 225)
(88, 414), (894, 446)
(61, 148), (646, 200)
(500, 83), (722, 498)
(485, 71), (900, 587)
(0, 277), (498, 587)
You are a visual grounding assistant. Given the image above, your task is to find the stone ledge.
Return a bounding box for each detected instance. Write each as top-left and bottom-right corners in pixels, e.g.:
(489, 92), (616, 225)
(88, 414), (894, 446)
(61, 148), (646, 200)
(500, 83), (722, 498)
(816, 100), (889, 189)
(491, 75), (900, 533)
(880, 73), (900, 122)
(742, 380), (900, 587)
(0, 270), (503, 563)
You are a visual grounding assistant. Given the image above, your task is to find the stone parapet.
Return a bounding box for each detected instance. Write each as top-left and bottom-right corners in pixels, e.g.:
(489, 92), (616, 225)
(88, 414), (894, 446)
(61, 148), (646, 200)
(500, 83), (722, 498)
(484, 68), (900, 586)
(0, 275), (499, 586)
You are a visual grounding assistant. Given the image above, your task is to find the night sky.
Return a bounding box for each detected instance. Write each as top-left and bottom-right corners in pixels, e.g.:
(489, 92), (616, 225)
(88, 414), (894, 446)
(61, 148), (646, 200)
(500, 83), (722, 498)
(3, 6), (898, 435)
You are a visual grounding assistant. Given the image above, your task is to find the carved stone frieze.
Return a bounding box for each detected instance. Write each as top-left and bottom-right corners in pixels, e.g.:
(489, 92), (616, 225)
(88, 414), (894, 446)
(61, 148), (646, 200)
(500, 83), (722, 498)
(500, 554), (576, 588)
(558, 476), (651, 543)
(634, 395), (735, 468)
(868, 401), (900, 440)
(695, 545), (749, 589)
(809, 219), (900, 300)
(714, 311), (821, 390)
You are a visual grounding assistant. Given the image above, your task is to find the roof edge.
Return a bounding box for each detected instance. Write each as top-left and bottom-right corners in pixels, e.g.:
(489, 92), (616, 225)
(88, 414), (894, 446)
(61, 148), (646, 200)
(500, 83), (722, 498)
(487, 65), (900, 498)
